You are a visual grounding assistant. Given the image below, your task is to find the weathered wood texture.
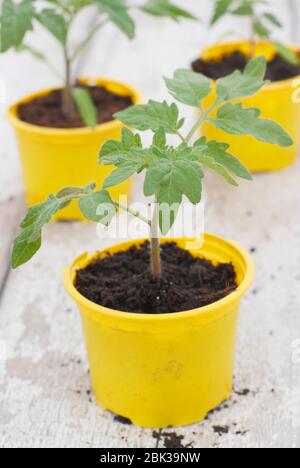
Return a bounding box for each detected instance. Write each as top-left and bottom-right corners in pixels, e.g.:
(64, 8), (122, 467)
(0, 0), (300, 449)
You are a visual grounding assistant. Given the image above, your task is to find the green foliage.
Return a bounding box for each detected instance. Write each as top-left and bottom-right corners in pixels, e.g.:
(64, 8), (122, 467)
(94, 0), (135, 39)
(35, 9), (68, 45)
(12, 58), (293, 268)
(71, 87), (98, 128)
(211, 0), (234, 25)
(0, 0), (195, 52)
(0, 0), (195, 126)
(78, 190), (116, 223)
(215, 56), (268, 101)
(141, 0), (197, 21)
(210, 103), (293, 147)
(114, 101), (184, 134)
(210, 0), (300, 66)
(11, 183), (115, 268)
(164, 69), (211, 106)
(0, 0), (33, 52)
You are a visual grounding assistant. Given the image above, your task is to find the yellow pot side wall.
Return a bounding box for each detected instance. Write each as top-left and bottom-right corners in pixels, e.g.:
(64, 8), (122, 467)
(8, 78), (143, 220)
(63, 234), (254, 428)
(201, 41), (300, 172)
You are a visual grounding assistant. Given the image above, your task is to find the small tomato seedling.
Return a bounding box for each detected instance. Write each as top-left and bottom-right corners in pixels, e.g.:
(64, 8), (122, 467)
(211, 0), (300, 65)
(12, 57), (293, 278)
(0, 0), (196, 125)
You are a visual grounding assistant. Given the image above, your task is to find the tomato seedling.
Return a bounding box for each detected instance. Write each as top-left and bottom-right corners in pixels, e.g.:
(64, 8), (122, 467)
(211, 0), (299, 64)
(0, 0), (196, 125)
(11, 57), (293, 276)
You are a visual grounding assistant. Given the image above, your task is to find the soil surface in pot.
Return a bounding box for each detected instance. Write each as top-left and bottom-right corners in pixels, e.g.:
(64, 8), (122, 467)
(75, 241), (237, 314)
(18, 85), (133, 128)
(192, 51), (300, 82)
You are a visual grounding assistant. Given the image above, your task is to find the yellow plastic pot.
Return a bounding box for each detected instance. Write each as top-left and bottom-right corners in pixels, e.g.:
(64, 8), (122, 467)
(63, 233), (254, 428)
(8, 78), (143, 220)
(200, 41), (300, 172)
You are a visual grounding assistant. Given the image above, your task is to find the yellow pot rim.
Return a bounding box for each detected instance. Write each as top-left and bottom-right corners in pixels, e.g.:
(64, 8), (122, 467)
(7, 76), (143, 136)
(63, 233), (255, 323)
(201, 40), (300, 91)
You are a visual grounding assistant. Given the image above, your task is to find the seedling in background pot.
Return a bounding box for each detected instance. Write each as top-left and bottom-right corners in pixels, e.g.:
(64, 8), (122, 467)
(0, 0), (196, 126)
(211, 0), (300, 65)
(11, 56), (292, 275)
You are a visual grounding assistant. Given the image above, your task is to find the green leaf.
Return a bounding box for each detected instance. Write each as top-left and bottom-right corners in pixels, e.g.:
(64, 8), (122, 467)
(56, 184), (96, 199)
(171, 160), (203, 204)
(71, 88), (98, 128)
(99, 128), (142, 165)
(156, 172), (182, 235)
(0, 0), (34, 52)
(78, 190), (116, 224)
(141, 0), (196, 21)
(198, 155), (238, 186)
(103, 161), (141, 188)
(164, 69), (211, 106)
(12, 184), (97, 268)
(153, 128), (167, 148)
(216, 56), (268, 101)
(203, 140), (252, 180)
(144, 160), (172, 196)
(147, 158), (203, 205)
(11, 237), (42, 270)
(12, 196), (62, 268)
(211, 0), (233, 25)
(95, 0), (135, 39)
(274, 42), (300, 67)
(253, 18), (270, 38)
(210, 102), (293, 147)
(232, 2), (253, 15)
(263, 12), (282, 28)
(35, 9), (67, 45)
(114, 100), (183, 134)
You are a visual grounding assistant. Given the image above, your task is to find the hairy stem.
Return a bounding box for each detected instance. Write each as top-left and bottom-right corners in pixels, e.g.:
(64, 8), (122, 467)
(114, 202), (152, 226)
(62, 46), (76, 117)
(150, 203), (161, 279)
(185, 101), (219, 143)
(113, 200), (161, 278)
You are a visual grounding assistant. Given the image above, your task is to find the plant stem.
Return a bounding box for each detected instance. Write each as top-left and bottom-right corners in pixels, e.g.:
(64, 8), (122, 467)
(62, 46), (76, 117)
(113, 200), (161, 279)
(185, 101), (218, 143)
(150, 203), (161, 279)
(114, 202), (152, 226)
(71, 20), (107, 63)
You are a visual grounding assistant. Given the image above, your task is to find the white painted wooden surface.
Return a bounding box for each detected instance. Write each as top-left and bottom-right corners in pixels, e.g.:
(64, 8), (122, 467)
(0, 0), (300, 448)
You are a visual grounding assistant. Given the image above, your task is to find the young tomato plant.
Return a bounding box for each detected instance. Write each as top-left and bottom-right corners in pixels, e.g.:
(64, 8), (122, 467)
(12, 56), (292, 276)
(211, 0), (299, 65)
(0, 0), (195, 125)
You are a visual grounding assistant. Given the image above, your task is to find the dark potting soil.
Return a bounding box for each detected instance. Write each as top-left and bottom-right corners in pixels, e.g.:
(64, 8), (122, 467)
(18, 85), (133, 128)
(153, 430), (191, 449)
(75, 241), (237, 314)
(192, 51), (300, 82)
